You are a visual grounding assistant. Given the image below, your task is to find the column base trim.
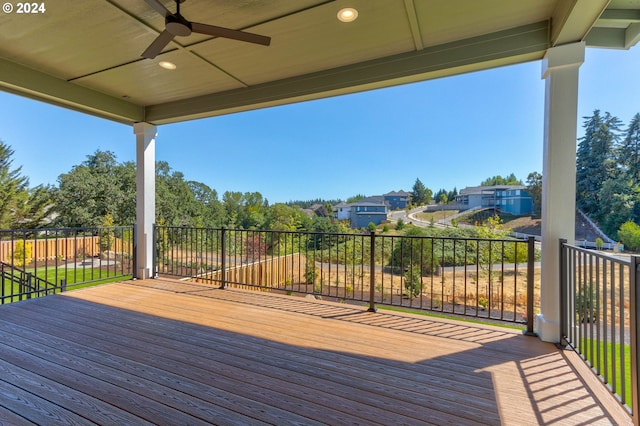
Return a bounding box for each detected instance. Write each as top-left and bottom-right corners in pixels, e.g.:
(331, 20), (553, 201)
(536, 314), (560, 343)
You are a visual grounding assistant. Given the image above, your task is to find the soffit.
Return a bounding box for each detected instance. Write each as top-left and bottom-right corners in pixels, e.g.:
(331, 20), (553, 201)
(0, 0), (636, 125)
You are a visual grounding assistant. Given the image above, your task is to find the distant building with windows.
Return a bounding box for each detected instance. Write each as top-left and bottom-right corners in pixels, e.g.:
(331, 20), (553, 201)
(383, 190), (411, 210)
(331, 189), (408, 228)
(456, 185), (534, 215)
(349, 201), (388, 228)
(332, 202), (351, 220)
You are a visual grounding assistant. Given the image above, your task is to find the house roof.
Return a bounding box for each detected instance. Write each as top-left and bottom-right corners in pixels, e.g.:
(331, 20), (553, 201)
(1, 1), (637, 126)
(350, 203), (387, 211)
(383, 190), (410, 197)
(360, 196), (385, 204)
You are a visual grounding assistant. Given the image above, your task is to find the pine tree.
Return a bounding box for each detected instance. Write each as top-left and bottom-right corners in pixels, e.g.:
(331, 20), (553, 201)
(619, 113), (640, 182)
(576, 110), (622, 219)
(411, 178), (432, 206)
(0, 141), (30, 229)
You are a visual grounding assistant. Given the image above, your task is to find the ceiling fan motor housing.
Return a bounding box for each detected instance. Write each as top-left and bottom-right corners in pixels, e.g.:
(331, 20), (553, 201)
(166, 14), (192, 36)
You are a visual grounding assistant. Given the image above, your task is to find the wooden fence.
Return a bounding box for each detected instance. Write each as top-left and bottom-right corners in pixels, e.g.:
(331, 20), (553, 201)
(192, 254), (305, 290)
(0, 236), (130, 264)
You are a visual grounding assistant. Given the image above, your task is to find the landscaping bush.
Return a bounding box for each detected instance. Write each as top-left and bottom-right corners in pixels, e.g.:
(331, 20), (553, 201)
(618, 221), (640, 251)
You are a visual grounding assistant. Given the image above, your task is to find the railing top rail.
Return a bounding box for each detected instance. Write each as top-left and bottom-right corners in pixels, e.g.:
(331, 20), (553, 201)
(0, 225), (133, 234)
(156, 225), (531, 244)
(562, 241), (634, 265)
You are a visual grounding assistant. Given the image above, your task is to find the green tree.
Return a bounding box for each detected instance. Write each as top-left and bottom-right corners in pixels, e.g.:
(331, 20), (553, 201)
(389, 226), (435, 275)
(11, 184), (54, 229)
(188, 181), (226, 228)
(526, 171), (542, 217)
(481, 173), (522, 186)
(346, 194), (366, 204)
(156, 162), (201, 226)
(54, 150), (133, 227)
(618, 221), (640, 251)
(617, 113), (640, 224)
(266, 203), (305, 231)
(597, 175), (634, 238)
(618, 113), (640, 182)
(447, 187), (458, 202)
(0, 141), (30, 229)
(576, 110), (622, 218)
(411, 178), (432, 206)
(242, 191), (268, 229)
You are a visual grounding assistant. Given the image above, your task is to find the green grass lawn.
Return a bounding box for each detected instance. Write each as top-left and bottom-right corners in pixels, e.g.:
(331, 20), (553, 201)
(2, 266), (132, 304)
(581, 338), (632, 407)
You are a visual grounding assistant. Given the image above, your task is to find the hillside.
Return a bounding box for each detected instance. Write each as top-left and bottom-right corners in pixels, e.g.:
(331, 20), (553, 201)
(461, 210), (608, 241)
(507, 212), (608, 241)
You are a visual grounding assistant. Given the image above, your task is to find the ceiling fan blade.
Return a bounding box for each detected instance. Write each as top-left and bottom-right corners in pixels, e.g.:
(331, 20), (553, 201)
(191, 22), (271, 46)
(144, 0), (172, 17)
(141, 29), (175, 59)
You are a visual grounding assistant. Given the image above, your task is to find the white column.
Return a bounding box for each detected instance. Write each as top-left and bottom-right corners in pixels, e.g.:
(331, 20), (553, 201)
(537, 42), (584, 342)
(133, 122), (157, 279)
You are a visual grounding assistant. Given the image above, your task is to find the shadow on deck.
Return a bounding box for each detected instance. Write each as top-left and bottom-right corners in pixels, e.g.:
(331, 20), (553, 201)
(0, 278), (631, 425)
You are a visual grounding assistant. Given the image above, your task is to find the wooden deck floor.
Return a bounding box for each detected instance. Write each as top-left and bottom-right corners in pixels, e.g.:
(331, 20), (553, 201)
(0, 279), (631, 425)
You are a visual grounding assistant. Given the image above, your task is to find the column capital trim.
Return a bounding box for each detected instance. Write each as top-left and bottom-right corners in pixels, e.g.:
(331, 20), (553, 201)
(541, 41), (585, 79)
(133, 122), (157, 138)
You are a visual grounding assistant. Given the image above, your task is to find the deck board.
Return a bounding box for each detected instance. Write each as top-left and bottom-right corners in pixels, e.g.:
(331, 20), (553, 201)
(0, 279), (631, 425)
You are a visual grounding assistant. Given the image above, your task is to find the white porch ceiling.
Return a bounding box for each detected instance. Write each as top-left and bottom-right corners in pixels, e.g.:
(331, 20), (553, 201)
(0, 0), (638, 125)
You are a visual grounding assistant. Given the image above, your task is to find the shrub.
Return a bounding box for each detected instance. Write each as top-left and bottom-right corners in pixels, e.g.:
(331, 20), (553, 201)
(389, 227), (435, 275)
(576, 285), (598, 323)
(12, 240), (33, 268)
(367, 222), (376, 232)
(100, 213), (115, 253)
(595, 237), (604, 250)
(404, 264), (422, 298)
(618, 221), (640, 251)
(305, 257), (318, 285)
(396, 218), (405, 230)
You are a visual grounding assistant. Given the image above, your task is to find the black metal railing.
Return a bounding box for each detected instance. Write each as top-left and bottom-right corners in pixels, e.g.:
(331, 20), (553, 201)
(560, 241), (639, 422)
(0, 226), (135, 303)
(155, 225), (537, 331)
(1, 261), (58, 301)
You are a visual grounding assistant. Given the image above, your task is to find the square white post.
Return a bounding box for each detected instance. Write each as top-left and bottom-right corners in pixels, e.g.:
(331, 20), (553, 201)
(537, 42), (584, 342)
(133, 122), (157, 279)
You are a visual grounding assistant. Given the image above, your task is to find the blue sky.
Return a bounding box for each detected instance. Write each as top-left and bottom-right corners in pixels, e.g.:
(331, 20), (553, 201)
(2, 46), (638, 204)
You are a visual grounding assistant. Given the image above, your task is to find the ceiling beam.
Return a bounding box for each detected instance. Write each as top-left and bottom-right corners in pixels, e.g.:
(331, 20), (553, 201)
(586, 24), (640, 49)
(0, 58), (144, 124)
(550, 0), (611, 46)
(403, 0), (424, 51)
(585, 7), (640, 49)
(598, 8), (640, 23)
(146, 21), (549, 124)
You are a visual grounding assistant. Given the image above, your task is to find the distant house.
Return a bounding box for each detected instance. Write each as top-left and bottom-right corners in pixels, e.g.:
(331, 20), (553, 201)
(456, 185), (534, 215)
(349, 201), (388, 229)
(332, 190), (403, 228)
(383, 190), (410, 210)
(332, 202), (351, 221)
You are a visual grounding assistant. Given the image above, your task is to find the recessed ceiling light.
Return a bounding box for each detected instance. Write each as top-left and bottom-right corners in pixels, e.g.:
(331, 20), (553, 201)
(337, 8), (358, 23)
(159, 61), (177, 70)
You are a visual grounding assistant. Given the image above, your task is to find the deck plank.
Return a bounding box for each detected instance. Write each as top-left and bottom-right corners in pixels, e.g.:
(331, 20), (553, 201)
(0, 279), (630, 425)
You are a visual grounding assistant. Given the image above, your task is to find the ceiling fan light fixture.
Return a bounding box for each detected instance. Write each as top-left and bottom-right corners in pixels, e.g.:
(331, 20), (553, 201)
(159, 61), (177, 70)
(337, 8), (358, 22)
